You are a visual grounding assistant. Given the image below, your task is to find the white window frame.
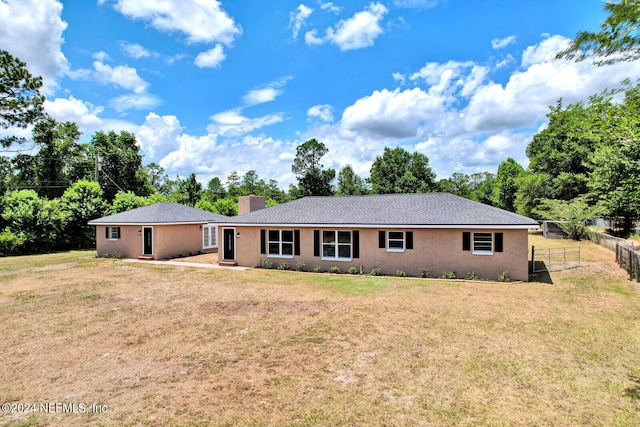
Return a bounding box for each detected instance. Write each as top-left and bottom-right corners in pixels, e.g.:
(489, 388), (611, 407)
(387, 231), (405, 252)
(321, 230), (352, 261)
(472, 232), (493, 255)
(267, 229), (294, 259)
(109, 227), (120, 241)
(202, 225), (217, 249)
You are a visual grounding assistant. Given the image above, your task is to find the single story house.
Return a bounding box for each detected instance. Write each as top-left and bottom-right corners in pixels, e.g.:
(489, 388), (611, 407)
(218, 193), (539, 281)
(88, 202), (228, 259)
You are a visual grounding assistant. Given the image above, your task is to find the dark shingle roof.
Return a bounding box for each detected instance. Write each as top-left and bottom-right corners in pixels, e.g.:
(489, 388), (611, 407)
(88, 202), (229, 225)
(228, 193), (538, 228)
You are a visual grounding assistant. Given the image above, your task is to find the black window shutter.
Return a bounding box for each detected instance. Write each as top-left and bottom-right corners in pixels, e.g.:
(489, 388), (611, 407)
(378, 231), (386, 249)
(294, 230), (301, 256)
(353, 231), (360, 259)
(260, 229), (266, 254)
(116, 227), (121, 239)
(314, 230), (320, 257)
(463, 232), (471, 251)
(105, 227), (109, 238)
(406, 231), (413, 250)
(495, 233), (503, 253)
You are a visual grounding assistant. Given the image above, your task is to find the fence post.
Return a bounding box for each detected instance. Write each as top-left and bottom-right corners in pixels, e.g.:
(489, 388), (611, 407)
(530, 246), (534, 274)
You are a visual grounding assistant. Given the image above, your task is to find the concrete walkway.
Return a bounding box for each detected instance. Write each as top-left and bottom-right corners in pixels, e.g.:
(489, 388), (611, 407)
(121, 258), (248, 270)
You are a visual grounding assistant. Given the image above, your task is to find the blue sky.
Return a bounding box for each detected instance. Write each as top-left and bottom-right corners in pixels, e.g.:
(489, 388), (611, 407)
(2, 0), (640, 188)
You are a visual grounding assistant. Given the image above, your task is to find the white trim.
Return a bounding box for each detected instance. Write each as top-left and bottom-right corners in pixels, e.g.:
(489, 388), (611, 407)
(472, 232), (493, 255)
(218, 223), (538, 230)
(321, 230), (352, 262)
(266, 229), (295, 259)
(202, 225), (217, 249)
(387, 230), (405, 253)
(90, 221), (214, 226)
(108, 226), (120, 241)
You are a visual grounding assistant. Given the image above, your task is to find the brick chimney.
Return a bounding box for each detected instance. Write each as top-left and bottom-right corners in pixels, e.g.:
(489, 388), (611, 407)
(238, 195), (266, 215)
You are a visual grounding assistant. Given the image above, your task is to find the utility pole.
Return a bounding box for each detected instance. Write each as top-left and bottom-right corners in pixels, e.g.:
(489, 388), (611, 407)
(94, 151), (99, 183)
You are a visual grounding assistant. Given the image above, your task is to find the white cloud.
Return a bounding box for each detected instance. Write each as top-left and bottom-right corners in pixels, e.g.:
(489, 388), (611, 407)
(0, 0), (69, 94)
(44, 96), (104, 130)
(307, 104), (334, 122)
(112, 0), (241, 45)
(341, 88), (446, 138)
(392, 72), (406, 84)
(109, 93), (162, 113)
(120, 41), (152, 59)
(491, 35), (517, 50)
(138, 113), (294, 182)
(136, 113), (182, 160)
(243, 87), (280, 105)
(290, 4), (314, 39)
(194, 45), (227, 68)
(242, 77), (292, 106)
(306, 2), (388, 50)
(92, 51), (111, 62)
(521, 34), (569, 68)
(93, 60), (149, 93)
(207, 110), (285, 137)
(43, 96), (139, 136)
(319, 2), (341, 13)
(393, 0), (439, 8)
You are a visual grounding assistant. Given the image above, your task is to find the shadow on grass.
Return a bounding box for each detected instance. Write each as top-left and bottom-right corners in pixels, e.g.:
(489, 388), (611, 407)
(529, 261), (553, 284)
(625, 375), (640, 400)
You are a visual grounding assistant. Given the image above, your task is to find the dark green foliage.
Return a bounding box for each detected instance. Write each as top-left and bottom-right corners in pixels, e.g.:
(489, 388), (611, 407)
(0, 50), (46, 147)
(60, 180), (108, 249)
(91, 130), (147, 202)
(369, 147), (436, 194)
(292, 139), (335, 197)
(172, 173), (202, 207)
(492, 158), (524, 212)
(336, 164), (369, 195)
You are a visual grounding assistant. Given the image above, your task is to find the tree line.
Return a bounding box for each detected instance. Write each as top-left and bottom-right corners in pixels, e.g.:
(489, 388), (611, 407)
(2, 0), (640, 253)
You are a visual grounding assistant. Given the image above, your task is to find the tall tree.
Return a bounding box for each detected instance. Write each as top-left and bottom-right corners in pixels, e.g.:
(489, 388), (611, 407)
(292, 138), (335, 197)
(336, 164), (368, 195)
(492, 158), (524, 212)
(92, 130), (147, 202)
(225, 171), (241, 198)
(369, 147), (436, 194)
(525, 98), (607, 200)
(172, 173), (202, 207)
(558, 0), (640, 65)
(60, 180), (108, 249)
(30, 117), (84, 198)
(0, 50), (46, 147)
(203, 176), (227, 202)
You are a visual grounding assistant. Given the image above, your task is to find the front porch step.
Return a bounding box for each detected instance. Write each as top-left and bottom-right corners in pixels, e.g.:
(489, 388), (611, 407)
(138, 255), (154, 261)
(218, 261), (238, 267)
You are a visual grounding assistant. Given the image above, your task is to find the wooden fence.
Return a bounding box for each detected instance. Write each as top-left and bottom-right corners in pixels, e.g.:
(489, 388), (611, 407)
(616, 243), (640, 282)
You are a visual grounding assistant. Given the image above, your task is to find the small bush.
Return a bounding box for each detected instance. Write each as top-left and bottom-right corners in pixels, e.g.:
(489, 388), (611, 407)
(419, 267), (430, 278)
(370, 267), (382, 276)
(296, 261), (306, 272)
(330, 266), (341, 274)
(396, 269), (407, 277)
(348, 266), (359, 274)
(497, 270), (511, 282)
(465, 271), (479, 280)
(262, 260), (274, 269)
(279, 262), (290, 271)
(441, 271), (456, 279)
(313, 265), (323, 273)
(99, 252), (122, 259)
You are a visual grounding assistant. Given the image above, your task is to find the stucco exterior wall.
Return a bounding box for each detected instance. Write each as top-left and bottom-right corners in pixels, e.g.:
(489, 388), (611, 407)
(223, 226), (530, 281)
(95, 224), (207, 259)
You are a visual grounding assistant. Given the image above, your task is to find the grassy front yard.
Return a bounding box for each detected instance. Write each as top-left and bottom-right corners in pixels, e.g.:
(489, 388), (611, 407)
(0, 234), (639, 426)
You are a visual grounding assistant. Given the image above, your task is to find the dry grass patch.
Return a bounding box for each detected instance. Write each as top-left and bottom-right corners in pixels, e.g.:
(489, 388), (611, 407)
(0, 242), (639, 426)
